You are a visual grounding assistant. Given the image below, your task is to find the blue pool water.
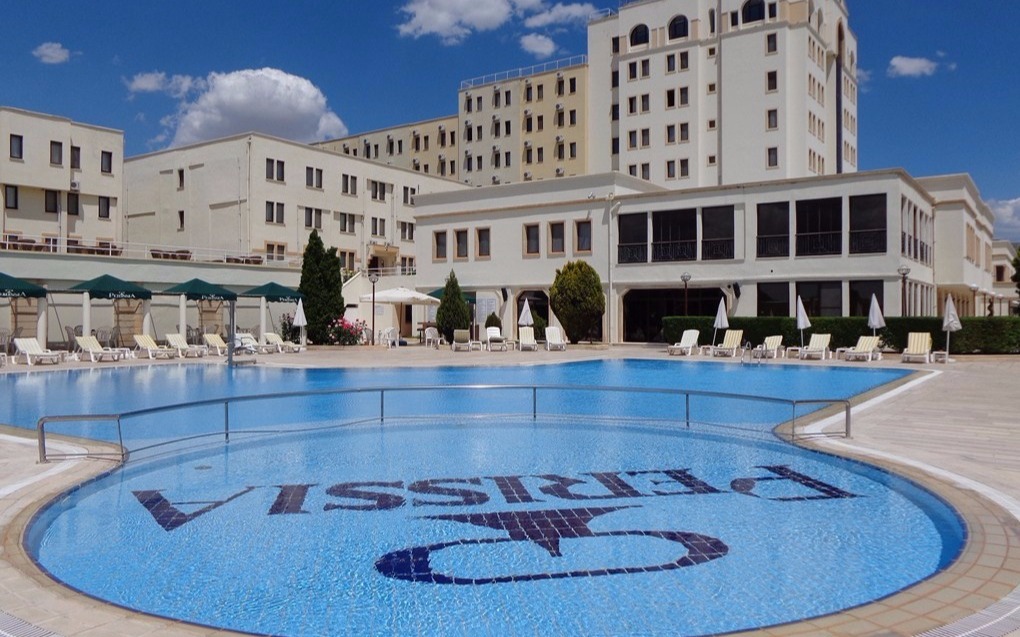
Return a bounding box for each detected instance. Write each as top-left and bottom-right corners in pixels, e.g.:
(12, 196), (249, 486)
(16, 361), (965, 636)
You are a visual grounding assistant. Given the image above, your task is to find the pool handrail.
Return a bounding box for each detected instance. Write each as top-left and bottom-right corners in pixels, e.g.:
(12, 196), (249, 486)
(36, 383), (853, 463)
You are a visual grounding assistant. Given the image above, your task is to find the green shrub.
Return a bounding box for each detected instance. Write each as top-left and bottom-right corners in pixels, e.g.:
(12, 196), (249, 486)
(435, 270), (471, 343)
(549, 260), (605, 344)
(485, 312), (502, 329)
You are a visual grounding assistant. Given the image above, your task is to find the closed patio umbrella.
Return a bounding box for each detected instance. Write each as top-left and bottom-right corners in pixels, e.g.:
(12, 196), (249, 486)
(518, 298), (534, 326)
(795, 295), (811, 348)
(293, 299), (308, 346)
(867, 293), (885, 336)
(942, 295), (962, 364)
(712, 297), (729, 346)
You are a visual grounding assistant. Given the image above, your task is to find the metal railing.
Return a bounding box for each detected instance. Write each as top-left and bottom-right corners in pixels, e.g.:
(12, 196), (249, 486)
(460, 56), (588, 90)
(36, 384), (853, 464)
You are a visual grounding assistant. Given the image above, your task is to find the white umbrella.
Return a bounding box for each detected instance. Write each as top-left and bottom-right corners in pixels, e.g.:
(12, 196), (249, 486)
(795, 295), (811, 348)
(359, 287), (439, 305)
(942, 295), (962, 363)
(712, 297), (729, 346)
(293, 299), (308, 346)
(518, 298), (534, 326)
(867, 293), (886, 336)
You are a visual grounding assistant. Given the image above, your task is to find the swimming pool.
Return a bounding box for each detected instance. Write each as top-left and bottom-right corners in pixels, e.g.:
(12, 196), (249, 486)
(17, 361), (965, 636)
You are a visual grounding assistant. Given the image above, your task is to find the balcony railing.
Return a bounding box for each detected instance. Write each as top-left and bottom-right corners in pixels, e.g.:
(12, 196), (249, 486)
(796, 232), (841, 256)
(756, 234), (790, 258)
(848, 229), (886, 254)
(651, 239), (696, 262)
(701, 239), (735, 261)
(618, 242), (648, 264)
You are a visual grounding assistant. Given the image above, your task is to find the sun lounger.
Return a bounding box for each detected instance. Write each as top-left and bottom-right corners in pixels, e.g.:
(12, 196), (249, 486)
(204, 333), (229, 356)
(710, 330), (743, 357)
(134, 334), (176, 359)
(14, 337), (64, 366)
(517, 326), (538, 351)
(485, 326), (507, 351)
(752, 335), (783, 359)
(165, 333), (207, 358)
(264, 332), (301, 353)
(667, 329), (699, 356)
(798, 333), (831, 360)
(76, 335), (125, 362)
(843, 335), (882, 361)
(237, 332), (274, 354)
(451, 329), (472, 352)
(901, 332), (932, 363)
(545, 326), (567, 351)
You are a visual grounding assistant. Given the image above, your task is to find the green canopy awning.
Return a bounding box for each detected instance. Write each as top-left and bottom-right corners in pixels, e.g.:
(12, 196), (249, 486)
(68, 274), (152, 300)
(0, 272), (46, 298)
(163, 278), (237, 301)
(240, 282), (303, 303)
(428, 288), (477, 303)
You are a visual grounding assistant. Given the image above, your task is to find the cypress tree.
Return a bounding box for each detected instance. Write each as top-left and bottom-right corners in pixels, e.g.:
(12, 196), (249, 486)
(549, 260), (605, 344)
(435, 270), (471, 342)
(298, 230), (345, 344)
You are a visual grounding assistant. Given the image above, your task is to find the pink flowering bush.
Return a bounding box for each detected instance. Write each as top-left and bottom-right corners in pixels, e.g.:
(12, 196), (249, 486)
(327, 317), (367, 346)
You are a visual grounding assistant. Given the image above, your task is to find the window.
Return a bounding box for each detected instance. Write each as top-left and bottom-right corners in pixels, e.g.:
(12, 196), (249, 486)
(757, 201), (790, 257)
(67, 192), (79, 215)
(549, 222), (565, 254)
(50, 141), (63, 165)
(708, 119), (717, 130)
(177, 169), (185, 189)
(707, 155), (717, 166)
(849, 281), (883, 316)
(849, 194), (887, 254)
(70, 145), (80, 169)
(266, 202), (285, 224)
(679, 51), (689, 70)
(668, 15), (689, 39)
(628, 96), (638, 115)
(641, 94), (650, 112)
(370, 180), (387, 202)
(628, 130), (638, 149)
(641, 59), (650, 77)
(667, 89), (676, 109)
(434, 231), (447, 260)
(618, 213), (648, 263)
(612, 70), (619, 88)
(575, 220), (592, 253)
(641, 163), (650, 180)
(306, 167), (323, 188)
(342, 173), (358, 195)
(766, 32), (777, 53)
(767, 70), (778, 91)
(4, 185), (18, 209)
(796, 281), (842, 317)
(524, 224), (540, 255)
(679, 158), (689, 177)
(477, 228), (491, 258)
(569, 110), (577, 126)
(679, 87), (689, 106)
(569, 78), (576, 93)
(556, 78), (564, 96)
(45, 190), (59, 213)
(796, 197), (842, 256)
(767, 108), (778, 129)
(304, 207), (322, 229)
(666, 54), (676, 73)
(569, 142), (577, 158)
(767, 146), (779, 168)
(679, 122), (689, 142)
(403, 186), (416, 205)
(630, 24), (649, 46)
(177, 210), (185, 230)
(707, 82), (716, 94)
(266, 158), (284, 181)
(537, 85), (544, 100)
(400, 221), (415, 241)
(666, 160), (676, 179)
(742, 0), (766, 23)
(702, 205), (735, 260)
(651, 208), (696, 262)
(455, 229), (468, 259)
(641, 128), (650, 147)
(338, 213), (356, 233)
(266, 243), (286, 261)
(537, 115), (544, 131)
(666, 124), (676, 143)
(9, 134), (23, 159)
(757, 282), (789, 317)
(628, 61), (638, 80)
(612, 36), (620, 54)
(99, 196), (111, 219)
(101, 151), (113, 174)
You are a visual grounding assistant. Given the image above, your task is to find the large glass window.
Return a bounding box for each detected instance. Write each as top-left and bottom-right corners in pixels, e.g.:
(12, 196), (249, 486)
(630, 24), (649, 47)
(455, 229), (468, 259)
(101, 151), (113, 174)
(575, 220), (592, 253)
(848, 280), (883, 316)
(50, 141), (63, 165)
(524, 224), (540, 255)
(741, 0), (766, 23)
(652, 209), (696, 261)
(756, 201), (789, 257)
(757, 283), (789, 317)
(796, 197), (841, 256)
(99, 196), (111, 219)
(434, 231), (447, 260)
(618, 213), (648, 263)
(67, 192), (79, 215)
(45, 190), (59, 213)
(9, 134), (23, 159)
(549, 222), (565, 254)
(477, 228), (490, 258)
(796, 281), (842, 317)
(668, 15), (689, 39)
(849, 194), (887, 254)
(702, 205), (735, 260)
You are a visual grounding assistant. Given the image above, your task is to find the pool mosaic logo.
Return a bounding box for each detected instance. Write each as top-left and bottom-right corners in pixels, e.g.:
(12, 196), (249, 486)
(133, 465), (857, 585)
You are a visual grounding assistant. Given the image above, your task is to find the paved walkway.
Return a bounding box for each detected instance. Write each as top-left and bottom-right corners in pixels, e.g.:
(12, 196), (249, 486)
(1, 345), (1018, 636)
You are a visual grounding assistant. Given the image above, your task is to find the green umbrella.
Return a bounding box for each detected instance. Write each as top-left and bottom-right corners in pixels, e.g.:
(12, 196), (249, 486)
(0, 272), (46, 298)
(240, 282), (303, 303)
(428, 288), (476, 303)
(68, 274), (152, 300)
(163, 278), (237, 301)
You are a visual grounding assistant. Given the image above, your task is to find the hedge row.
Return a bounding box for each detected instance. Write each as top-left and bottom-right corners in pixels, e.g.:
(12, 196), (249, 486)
(661, 316), (1020, 354)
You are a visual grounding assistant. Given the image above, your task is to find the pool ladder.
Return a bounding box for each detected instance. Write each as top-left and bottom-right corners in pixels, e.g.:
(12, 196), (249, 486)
(740, 341), (763, 366)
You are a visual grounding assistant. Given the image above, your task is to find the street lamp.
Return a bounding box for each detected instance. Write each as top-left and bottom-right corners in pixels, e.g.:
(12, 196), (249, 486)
(368, 271), (380, 345)
(969, 284), (978, 316)
(896, 265), (910, 317)
(681, 272), (692, 315)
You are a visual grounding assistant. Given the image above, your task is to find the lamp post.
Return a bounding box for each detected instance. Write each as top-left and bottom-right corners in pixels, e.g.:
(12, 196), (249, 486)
(368, 271), (380, 345)
(896, 265), (910, 317)
(969, 284), (978, 316)
(681, 272), (692, 315)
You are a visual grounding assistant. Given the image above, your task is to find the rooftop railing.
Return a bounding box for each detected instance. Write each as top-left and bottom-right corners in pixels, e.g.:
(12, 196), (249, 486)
(460, 56), (588, 90)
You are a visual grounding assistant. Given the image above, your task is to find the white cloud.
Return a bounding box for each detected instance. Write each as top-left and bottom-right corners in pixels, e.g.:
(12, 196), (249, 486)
(520, 33), (557, 58)
(887, 55), (938, 78)
(523, 3), (596, 28)
(856, 68), (872, 92)
(398, 0), (514, 45)
(164, 68), (346, 147)
(125, 72), (204, 99)
(32, 42), (70, 64)
(989, 198), (1020, 243)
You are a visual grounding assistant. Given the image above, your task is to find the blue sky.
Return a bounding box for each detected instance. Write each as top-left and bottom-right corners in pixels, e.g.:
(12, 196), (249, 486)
(1, 1), (1018, 240)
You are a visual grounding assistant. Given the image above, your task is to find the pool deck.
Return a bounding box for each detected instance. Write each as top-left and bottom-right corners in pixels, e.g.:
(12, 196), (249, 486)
(1, 344), (1018, 637)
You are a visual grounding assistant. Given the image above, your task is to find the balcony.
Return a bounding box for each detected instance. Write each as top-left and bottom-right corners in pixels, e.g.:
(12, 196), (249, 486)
(618, 242), (648, 264)
(796, 231), (841, 256)
(652, 239), (696, 262)
(701, 239), (734, 261)
(848, 229), (886, 254)
(756, 234), (790, 258)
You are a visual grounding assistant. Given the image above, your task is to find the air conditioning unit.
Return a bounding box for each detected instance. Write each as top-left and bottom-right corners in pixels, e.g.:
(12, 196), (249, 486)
(555, 168), (565, 176)
(556, 72), (563, 78)
(524, 171), (533, 180)
(492, 144), (500, 152)
(386, 134), (392, 140)
(524, 109), (532, 116)
(438, 124), (445, 131)
(555, 135), (564, 143)
(465, 120), (472, 127)
(493, 85), (500, 91)
(439, 154), (445, 161)
(524, 78), (532, 85)
(491, 175), (500, 183)
(492, 114), (500, 121)
(412, 159), (420, 167)
(411, 129), (417, 136)
(555, 103), (564, 110)
(69, 180), (80, 191)
(465, 92), (472, 98)
(464, 150), (472, 157)
(524, 140), (532, 148)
